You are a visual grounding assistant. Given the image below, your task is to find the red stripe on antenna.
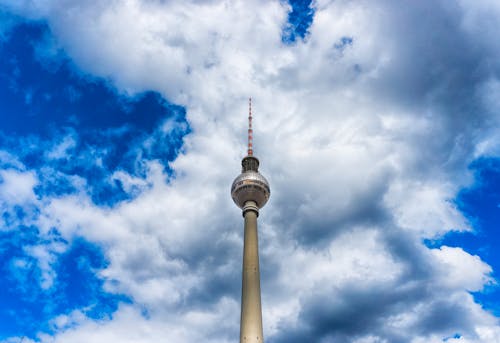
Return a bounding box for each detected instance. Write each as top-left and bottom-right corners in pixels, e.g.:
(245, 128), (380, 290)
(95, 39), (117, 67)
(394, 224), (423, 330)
(248, 97), (253, 156)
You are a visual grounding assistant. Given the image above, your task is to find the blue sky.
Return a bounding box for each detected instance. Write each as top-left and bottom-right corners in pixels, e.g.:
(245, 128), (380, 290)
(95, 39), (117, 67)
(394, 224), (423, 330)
(1, 1), (500, 342)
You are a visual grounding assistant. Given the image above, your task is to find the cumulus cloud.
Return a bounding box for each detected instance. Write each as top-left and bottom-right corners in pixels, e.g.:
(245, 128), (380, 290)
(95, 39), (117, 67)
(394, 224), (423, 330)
(1, 0), (500, 342)
(0, 168), (37, 204)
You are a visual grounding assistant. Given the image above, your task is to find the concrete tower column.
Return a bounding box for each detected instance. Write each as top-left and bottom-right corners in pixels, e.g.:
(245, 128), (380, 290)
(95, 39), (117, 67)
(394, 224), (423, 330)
(231, 99), (270, 343)
(240, 201), (264, 343)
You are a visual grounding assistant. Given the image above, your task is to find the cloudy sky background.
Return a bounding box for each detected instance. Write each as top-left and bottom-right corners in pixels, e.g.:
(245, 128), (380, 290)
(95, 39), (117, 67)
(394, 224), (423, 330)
(1, 0), (500, 342)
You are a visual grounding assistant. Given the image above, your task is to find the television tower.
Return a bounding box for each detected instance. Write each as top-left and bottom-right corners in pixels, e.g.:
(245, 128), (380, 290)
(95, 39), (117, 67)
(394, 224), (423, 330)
(231, 98), (270, 343)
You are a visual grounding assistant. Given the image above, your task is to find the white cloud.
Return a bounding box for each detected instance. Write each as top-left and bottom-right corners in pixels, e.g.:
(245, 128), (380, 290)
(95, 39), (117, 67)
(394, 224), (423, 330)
(29, 301), (239, 343)
(385, 180), (471, 238)
(1, 0), (500, 342)
(46, 134), (77, 160)
(432, 246), (494, 292)
(0, 168), (37, 204)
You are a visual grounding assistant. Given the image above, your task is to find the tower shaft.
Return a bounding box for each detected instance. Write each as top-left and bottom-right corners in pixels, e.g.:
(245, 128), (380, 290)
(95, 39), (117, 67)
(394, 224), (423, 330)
(232, 100), (269, 342)
(240, 201), (264, 343)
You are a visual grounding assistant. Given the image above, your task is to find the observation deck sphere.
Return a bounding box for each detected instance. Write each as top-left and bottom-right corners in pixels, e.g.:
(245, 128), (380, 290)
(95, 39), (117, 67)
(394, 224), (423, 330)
(231, 171), (270, 209)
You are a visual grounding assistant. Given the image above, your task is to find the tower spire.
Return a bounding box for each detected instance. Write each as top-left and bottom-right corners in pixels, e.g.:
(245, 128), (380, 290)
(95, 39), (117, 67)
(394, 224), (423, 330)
(248, 97), (253, 156)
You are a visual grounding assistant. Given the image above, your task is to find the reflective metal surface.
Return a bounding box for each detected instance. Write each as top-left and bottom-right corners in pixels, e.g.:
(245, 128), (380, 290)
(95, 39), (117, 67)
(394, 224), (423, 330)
(231, 171), (270, 209)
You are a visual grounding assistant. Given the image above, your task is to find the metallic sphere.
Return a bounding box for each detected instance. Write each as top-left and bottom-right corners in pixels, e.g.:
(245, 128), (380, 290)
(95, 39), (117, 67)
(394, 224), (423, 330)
(231, 171), (270, 209)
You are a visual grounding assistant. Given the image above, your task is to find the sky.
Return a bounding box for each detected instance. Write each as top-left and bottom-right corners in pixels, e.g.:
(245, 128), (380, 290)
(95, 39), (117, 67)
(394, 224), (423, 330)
(1, 0), (500, 342)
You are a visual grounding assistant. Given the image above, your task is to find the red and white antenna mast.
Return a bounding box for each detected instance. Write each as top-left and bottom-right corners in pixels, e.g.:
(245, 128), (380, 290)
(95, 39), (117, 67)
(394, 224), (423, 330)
(248, 97), (253, 156)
